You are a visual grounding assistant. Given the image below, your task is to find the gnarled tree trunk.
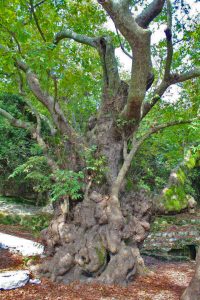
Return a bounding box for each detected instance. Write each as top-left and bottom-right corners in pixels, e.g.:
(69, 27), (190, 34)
(181, 248), (200, 300)
(39, 189), (152, 284)
(37, 82), (152, 284)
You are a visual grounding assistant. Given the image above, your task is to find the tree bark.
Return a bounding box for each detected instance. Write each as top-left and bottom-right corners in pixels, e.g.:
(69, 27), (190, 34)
(37, 187), (152, 285)
(181, 248), (200, 300)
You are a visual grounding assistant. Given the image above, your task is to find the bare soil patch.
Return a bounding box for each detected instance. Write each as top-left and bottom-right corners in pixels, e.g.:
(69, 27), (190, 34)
(0, 249), (23, 271)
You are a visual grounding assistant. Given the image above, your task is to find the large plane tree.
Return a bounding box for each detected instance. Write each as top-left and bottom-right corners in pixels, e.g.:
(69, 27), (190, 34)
(0, 0), (200, 285)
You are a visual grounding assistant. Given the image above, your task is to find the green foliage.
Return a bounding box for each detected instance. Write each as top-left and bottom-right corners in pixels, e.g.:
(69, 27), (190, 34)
(10, 157), (85, 202)
(0, 94), (40, 200)
(127, 77), (200, 196)
(9, 156), (51, 194)
(177, 169), (186, 185)
(0, 0), (105, 129)
(160, 148), (200, 211)
(186, 166), (200, 202)
(185, 156), (196, 169)
(163, 186), (188, 212)
(19, 213), (51, 232)
(95, 245), (106, 266)
(84, 146), (107, 184)
(51, 170), (84, 201)
(0, 212), (51, 233)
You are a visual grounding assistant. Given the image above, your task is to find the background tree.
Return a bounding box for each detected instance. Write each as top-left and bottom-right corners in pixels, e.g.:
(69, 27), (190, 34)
(0, 93), (54, 203)
(0, 0), (199, 285)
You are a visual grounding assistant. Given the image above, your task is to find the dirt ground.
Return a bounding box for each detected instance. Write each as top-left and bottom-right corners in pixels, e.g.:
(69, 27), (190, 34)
(0, 225), (195, 300)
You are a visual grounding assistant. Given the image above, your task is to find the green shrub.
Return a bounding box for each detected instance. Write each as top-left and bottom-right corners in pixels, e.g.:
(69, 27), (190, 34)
(0, 212), (51, 233)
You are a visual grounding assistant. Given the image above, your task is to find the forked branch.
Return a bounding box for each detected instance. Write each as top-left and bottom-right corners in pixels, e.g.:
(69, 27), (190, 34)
(142, 67), (200, 118)
(112, 117), (199, 197)
(54, 30), (120, 94)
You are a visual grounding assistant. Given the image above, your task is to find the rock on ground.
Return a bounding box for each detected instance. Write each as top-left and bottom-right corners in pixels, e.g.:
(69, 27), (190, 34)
(0, 232), (44, 256)
(0, 270), (30, 290)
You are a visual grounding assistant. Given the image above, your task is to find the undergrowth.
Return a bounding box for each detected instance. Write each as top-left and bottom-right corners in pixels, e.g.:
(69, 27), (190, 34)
(0, 212), (51, 235)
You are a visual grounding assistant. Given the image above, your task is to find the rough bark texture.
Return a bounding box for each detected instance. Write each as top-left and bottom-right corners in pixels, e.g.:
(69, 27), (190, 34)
(181, 248), (200, 300)
(90, 81), (129, 185)
(37, 190), (152, 285)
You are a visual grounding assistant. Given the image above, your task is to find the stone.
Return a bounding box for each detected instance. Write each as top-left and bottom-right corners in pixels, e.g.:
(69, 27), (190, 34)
(0, 270), (29, 290)
(187, 195), (197, 214)
(29, 278), (41, 285)
(142, 214), (200, 262)
(189, 208), (195, 214)
(0, 233), (44, 256)
(0, 242), (8, 249)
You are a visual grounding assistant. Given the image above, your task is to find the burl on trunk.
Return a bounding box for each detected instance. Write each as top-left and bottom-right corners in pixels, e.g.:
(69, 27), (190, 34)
(39, 190), (151, 284)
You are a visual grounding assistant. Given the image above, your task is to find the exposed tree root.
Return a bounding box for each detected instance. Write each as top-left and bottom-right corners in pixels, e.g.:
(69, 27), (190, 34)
(36, 191), (152, 285)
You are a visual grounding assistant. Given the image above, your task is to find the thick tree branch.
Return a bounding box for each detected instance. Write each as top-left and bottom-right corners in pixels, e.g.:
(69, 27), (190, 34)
(30, 106), (59, 171)
(15, 60), (29, 72)
(15, 60), (83, 155)
(16, 60), (53, 108)
(170, 68), (200, 84)
(111, 134), (138, 197)
(0, 108), (34, 131)
(25, 98), (56, 135)
(54, 30), (98, 48)
(98, 1), (153, 121)
(136, 0), (165, 28)
(98, 37), (121, 93)
(98, 0), (146, 45)
(54, 31), (120, 95)
(164, 0), (173, 80)
(47, 71), (58, 111)
(40, 114), (57, 136)
(53, 77), (58, 107)
(142, 80), (169, 118)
